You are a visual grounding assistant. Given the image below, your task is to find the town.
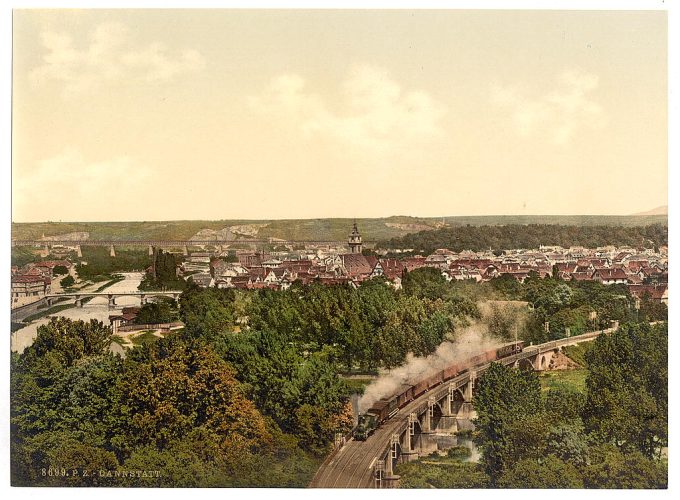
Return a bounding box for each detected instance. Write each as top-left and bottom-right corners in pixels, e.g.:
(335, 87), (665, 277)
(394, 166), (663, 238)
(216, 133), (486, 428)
(11, 221), (669, 308)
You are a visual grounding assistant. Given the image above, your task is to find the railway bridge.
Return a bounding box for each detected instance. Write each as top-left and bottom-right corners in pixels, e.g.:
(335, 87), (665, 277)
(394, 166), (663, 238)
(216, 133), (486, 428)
(310, 326), (619, 489)
(44, 291), (182, 308)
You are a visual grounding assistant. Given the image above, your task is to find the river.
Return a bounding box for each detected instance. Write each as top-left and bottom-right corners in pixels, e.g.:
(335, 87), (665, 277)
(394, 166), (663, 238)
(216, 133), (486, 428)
(10, 272), (145, 353)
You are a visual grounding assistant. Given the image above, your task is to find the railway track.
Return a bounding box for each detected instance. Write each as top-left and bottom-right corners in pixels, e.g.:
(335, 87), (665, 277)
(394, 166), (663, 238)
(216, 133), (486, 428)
(310, 325), (637, 488)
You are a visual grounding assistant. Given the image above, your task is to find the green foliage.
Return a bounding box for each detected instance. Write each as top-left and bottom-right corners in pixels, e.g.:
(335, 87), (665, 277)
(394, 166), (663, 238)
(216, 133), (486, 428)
(11, 316), (327, 487)
(497, 455), (584, 488)
(179, 284), (236, 341)
(638, 294), (668, 323)
(240, 274), (473, 371)
(473, 362), (543, 482)
(135, 297), (179, 324)
(130, 331), (161, 347)
(582, 322), (667, 458)
(76, 247), (149, 281)
(544, 424), (590, 467)
(59, 275), (75, 288)
(447, 445), (472, 460)
(22, 317), (112, 368)
(11, 322), (26, 333)
(11, 246), (42, 267)
(562, 343), (592, 367)
(487, 275), (643, 344)
(52, 265), (69, 276)
(544, 387), (586, 424)
(139, 249), (185, 291)
(398, 461), (489, 488)
(582, 444), (667, 489)
(381, 223), (667, 253)
(402, 267), (448, 299)
(539, 369), (588, 394)
(214, 330), (353, 454)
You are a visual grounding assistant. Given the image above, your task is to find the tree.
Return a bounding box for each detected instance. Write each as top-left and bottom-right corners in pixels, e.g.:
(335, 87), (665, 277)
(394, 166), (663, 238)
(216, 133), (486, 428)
(402, 267), (449, 300)
(114, 339), (271, 456)
(544, 423), (590, 466)
(59, 275), (75, 288)
(135, 298), (178, 324)
(398, 462), (489, 488)
(544, 387), (586, 425)
(23, 318), (112, 368)
(473, 362), (543, 482)
(582, 444), (667, 489)
(582, 322), (667, 457)
(52, 265), (68, 276)
(497, 455), (583, 488)
(179, 284), (236, 341)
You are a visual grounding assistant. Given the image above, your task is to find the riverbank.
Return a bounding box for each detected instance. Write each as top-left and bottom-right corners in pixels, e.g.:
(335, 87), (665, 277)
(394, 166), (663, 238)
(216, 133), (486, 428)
(10, 272), (145, 353)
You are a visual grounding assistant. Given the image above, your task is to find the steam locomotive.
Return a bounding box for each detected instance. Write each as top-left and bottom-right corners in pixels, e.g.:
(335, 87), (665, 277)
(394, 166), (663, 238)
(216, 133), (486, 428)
(354, 340), (524, 441)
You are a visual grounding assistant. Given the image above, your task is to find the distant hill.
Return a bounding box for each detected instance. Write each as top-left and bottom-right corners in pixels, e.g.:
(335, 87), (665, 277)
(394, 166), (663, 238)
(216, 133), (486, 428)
(11, 214), (667, 242)
(10, 217), (444, 242)
(631, 206), (667, 216)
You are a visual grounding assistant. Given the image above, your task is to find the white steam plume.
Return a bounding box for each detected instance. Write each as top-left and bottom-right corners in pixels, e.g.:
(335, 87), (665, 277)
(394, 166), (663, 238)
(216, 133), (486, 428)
(358, 322), (501, 414)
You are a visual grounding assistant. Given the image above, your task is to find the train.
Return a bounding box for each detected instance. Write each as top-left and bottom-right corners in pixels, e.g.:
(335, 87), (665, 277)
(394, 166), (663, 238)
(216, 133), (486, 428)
(354, 340), (525, 440)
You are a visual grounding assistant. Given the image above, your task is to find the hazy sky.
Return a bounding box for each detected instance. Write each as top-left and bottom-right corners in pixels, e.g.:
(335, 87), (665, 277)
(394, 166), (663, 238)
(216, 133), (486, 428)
(12, 9), (667, 222)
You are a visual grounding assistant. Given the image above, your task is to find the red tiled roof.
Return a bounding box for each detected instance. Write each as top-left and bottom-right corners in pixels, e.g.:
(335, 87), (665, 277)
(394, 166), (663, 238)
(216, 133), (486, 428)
(12, 275), (47, 283)
(628, 284), (668, 300)
(35, 260), (72, 269)
(341, 254), (373, 277)
(594, 268), (628, 281)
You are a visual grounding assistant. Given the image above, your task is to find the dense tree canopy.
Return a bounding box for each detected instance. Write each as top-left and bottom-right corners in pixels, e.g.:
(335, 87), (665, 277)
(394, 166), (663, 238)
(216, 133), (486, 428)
(11, 318), (322, 486)
(380, 223), (667, 253)
(472, 320), (667, 489)
(135, 297), (179, 325)
(76, 247), (150, 281)
(473, 362), (543, 482)
(582, 322), (667, 458)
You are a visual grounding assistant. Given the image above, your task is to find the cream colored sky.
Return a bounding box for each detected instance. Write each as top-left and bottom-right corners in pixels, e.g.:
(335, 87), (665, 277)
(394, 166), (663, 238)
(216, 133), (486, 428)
(12, 9), (667, 222)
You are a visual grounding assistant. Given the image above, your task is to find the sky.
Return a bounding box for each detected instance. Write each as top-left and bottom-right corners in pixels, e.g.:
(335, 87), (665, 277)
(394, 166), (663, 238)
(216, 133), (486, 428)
(11, 9), (668, 222)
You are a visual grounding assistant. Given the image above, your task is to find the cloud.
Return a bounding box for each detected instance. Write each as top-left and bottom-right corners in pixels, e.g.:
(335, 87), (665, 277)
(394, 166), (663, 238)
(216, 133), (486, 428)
(13, 149), (153, 221)
(248, 65), (446, 156)
(30, 22), (206, 96)
(491, 70), (606, 145)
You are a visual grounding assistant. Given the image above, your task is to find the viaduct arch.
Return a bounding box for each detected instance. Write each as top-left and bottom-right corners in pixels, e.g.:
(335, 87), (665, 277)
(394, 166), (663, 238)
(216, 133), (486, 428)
(310, 326), (621, 488)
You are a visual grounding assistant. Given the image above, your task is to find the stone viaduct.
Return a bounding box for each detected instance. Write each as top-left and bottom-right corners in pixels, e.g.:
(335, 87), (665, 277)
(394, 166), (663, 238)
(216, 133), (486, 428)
(310, 325), (620, 489)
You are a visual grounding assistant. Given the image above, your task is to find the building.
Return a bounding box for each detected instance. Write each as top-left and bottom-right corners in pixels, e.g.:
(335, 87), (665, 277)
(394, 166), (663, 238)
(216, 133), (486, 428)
(109, 307), (140, 334)
(11, 275), (51, 298)
(348, 221), (363, 254)
(628, 284), (669, 305)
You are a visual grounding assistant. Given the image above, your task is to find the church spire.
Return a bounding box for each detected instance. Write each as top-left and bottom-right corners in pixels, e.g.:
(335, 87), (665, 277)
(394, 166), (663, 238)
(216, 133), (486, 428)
(348, 220), (362, 253)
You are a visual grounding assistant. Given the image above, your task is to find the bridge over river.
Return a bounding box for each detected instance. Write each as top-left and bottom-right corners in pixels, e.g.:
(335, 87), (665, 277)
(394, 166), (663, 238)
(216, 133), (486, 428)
(310, 326), (619, 489)
(44, 290), (182, 308)
(11, 290), (182, 322)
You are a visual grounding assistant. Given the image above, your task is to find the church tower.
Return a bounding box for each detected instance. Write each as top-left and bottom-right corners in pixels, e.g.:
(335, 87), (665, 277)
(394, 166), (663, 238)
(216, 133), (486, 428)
(348, 220), (363, 254)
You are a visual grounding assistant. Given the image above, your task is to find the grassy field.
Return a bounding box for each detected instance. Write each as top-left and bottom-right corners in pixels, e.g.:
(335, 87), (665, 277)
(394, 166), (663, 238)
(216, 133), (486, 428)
(130, 330), (162, 347)
(11, 214), (666, 242)
(562, 343), (592, 368)
(539, 369), (588, 393)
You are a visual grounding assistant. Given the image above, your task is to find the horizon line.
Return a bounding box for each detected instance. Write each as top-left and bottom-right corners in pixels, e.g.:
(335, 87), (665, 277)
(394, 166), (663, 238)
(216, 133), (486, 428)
(10, 213), (669, 224)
